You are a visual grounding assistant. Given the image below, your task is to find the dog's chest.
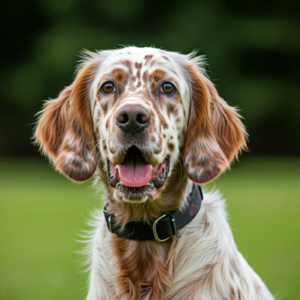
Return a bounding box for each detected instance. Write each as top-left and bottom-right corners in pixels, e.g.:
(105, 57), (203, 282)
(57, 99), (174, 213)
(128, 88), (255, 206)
(107, 235), (176, 300)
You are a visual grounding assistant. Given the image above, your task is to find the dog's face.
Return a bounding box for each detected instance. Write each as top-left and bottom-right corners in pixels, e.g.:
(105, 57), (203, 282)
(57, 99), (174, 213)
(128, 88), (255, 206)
(91, 48), (190, 202)
(35, 47), (246, 204)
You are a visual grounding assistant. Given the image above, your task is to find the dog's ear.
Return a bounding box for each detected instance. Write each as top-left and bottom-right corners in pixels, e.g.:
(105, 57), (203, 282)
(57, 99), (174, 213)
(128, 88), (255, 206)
(183, 58), (247, 184)
(34, 61), (99, 182)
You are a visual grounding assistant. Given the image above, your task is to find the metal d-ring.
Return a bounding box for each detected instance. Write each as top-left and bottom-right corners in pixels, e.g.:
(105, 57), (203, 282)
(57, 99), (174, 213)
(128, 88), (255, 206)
(152, 214), (170, 242)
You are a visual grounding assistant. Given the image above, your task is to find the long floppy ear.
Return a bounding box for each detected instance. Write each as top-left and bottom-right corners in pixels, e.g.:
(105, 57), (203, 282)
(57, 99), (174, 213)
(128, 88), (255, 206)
(183, 57), (247, 184)
(34, 61), (99, 182)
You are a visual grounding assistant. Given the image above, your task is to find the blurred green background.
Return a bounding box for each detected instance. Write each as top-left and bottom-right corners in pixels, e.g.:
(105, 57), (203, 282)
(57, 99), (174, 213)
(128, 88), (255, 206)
(0, 0), (299, 299)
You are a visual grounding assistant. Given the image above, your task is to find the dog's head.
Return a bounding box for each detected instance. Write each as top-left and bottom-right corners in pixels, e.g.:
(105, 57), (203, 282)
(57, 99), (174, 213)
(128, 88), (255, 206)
(35, 47), (246, 204)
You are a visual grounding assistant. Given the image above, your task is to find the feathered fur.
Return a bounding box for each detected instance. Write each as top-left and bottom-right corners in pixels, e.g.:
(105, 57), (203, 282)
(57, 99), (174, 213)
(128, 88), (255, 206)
(34, 46), (273, 300)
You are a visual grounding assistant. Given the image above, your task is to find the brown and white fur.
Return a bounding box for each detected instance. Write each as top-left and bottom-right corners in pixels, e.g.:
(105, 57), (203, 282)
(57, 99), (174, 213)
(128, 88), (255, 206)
(35, 47), (274, 300)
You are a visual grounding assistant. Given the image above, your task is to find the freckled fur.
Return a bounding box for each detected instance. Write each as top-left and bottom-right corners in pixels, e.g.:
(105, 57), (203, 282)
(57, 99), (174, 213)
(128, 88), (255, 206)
(34, 47), (273, 300)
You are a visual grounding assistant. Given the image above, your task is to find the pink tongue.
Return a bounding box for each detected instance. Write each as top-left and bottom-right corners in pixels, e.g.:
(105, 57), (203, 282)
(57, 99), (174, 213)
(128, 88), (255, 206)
(118, 157), (153, 187)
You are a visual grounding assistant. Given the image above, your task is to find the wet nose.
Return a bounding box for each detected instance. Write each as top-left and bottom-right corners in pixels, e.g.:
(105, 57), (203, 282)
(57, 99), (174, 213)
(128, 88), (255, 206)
(116, 105), (151, 135)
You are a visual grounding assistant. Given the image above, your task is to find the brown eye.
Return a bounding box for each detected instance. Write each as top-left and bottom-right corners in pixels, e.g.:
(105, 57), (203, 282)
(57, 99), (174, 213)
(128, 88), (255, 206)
(161, 82), (176, 95)
(101, 82), (115, 94)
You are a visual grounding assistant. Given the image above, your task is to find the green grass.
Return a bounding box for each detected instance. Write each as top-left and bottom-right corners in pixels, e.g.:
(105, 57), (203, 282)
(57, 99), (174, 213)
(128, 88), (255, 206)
(0, 157), (299, 300)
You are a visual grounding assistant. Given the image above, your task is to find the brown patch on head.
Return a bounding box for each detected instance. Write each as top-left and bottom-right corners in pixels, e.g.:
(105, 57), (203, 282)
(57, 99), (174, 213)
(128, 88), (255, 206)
(110, 68), (129, 97)
(135, 62), (142, 70)
(142, 70), (149, 84)
(162, 55), (170, 61)
(111, 68), (125, 83)
(150, 59), (160, 67)
(137, 81), (141, 88)
(144, 54), (153, 64)
(120, 60), (133, 76)
(149, 69), (167, 95)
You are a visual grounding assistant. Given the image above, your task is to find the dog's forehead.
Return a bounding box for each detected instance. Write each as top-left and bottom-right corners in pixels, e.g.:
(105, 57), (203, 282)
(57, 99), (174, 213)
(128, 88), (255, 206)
(92, 47), (190, 106)
(97, 48), (186, 85)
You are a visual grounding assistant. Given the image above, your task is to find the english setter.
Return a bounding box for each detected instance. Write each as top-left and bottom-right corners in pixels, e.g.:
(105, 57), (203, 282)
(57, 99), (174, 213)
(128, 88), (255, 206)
(35, 47), (274, 300)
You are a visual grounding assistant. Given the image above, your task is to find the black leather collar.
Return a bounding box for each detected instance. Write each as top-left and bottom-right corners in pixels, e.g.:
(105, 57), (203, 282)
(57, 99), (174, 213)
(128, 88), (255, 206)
(103, 184), (203, 242)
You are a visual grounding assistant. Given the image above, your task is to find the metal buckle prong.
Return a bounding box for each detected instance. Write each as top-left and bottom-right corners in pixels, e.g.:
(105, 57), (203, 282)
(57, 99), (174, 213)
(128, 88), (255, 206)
(152, 214), (170, 242)
(108, 215), (112, 232)
(172, 217), (178, 237)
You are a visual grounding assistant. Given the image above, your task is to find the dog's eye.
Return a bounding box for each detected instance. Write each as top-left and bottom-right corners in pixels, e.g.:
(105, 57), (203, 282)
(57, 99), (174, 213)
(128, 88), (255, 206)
(101, 82), (115, 94)
(161, 83), (176, 95)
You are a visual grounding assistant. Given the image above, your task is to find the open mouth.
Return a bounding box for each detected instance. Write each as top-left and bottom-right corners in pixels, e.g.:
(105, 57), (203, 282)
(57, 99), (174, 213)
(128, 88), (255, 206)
(107, 146), (170, 193)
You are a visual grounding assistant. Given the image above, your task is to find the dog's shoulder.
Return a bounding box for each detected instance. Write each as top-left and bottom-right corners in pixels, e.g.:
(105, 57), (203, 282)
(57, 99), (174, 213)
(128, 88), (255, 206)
(163, 190), (274, 300)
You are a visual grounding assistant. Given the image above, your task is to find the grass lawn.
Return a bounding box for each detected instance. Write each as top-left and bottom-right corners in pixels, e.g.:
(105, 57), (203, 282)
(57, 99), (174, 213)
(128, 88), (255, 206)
(0, 156), (299, 300)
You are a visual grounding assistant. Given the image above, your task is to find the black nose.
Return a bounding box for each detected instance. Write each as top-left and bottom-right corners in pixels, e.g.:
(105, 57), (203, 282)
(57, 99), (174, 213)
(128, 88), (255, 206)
(116, 105), (151, 135)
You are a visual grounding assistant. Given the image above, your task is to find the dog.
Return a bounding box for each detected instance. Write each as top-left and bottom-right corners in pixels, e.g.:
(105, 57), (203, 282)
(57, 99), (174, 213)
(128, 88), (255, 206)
(34, 47), (274, 300)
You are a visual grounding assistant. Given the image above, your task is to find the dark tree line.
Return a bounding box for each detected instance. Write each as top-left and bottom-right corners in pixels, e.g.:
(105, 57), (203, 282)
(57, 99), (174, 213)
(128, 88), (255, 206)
(1, 0), (299, 156)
